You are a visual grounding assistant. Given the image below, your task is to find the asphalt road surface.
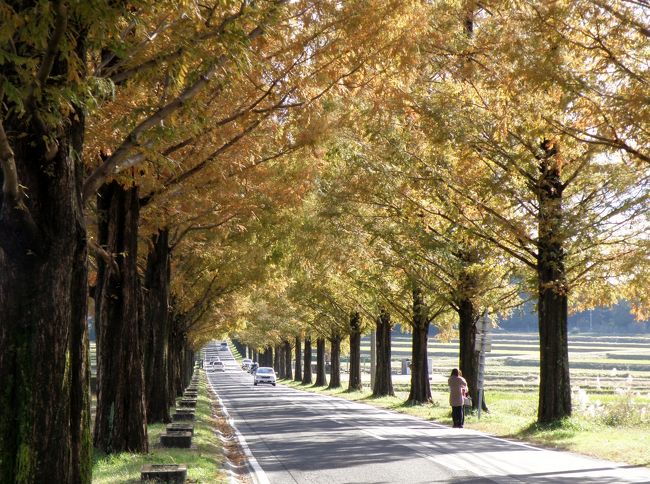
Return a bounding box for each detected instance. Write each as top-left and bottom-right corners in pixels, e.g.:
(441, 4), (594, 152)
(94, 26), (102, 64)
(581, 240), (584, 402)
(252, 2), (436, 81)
(205, 343), (650, 484)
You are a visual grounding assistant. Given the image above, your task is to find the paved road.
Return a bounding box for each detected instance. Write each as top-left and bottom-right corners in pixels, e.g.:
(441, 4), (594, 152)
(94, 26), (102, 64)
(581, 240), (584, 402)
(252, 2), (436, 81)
(205, 344), (650, 484)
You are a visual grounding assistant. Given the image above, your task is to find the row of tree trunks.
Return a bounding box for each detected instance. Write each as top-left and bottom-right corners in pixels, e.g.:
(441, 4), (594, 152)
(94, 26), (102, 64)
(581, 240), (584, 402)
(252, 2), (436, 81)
(93, 182), (148, 454)
(260, 347), (273, 367)
(0, 100), (91, 482)
(144, 229), (172, 423)
(294, 336), (302, 382)
(373, 309), (394, 397)
(408, 285), (431, 404)
(328, 334), (342, 389)
(283, 340), (293, 380)
(315, 337), (327, 386)
(302, 337), (312, 384)
(348, 313), (362, 391)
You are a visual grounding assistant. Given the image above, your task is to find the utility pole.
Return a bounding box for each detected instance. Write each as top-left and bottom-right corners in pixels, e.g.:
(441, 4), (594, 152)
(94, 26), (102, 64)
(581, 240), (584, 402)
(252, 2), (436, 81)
(475, 311), (492, 419)
(370, 330), (376, 389)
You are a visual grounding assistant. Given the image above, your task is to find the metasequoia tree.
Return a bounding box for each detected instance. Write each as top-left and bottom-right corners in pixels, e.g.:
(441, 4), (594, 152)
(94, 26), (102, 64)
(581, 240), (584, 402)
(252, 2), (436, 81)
(402, 1), (650, 421)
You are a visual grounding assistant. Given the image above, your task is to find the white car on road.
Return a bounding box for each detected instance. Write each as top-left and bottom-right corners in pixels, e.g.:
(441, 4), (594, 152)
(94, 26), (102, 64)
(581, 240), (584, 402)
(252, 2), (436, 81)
(253, 367), (276, 386)
(207, 361), (225, 372)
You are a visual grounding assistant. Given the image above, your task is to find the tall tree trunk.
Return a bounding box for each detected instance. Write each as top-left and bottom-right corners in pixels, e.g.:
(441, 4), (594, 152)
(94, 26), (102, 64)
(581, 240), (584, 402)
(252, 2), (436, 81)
(315, 337), (327, 386)
(266, 347), (273, 367)
(167, 316), (180, 407)
(456, 246), (488, 411)
(458, 298), (486, 411)
(182, 344), (194, 388)
(537, 141), (571, 423)
(278, 344), (286, 378)
(407, 285), (431, 404)
(283, 340), (292, 380)
(302, 337), (312, 384)
(328, 333), (342, 389)
(0, 105), (91, 482)
(93, 182), (148, 453)
(144, 229), (171, 423)
(373, 309), (394, 397)
(348, 312), (362, 391)
(274, 344), (282, 375)
(171, 330), (186, 398)
(294, 336), (302, 382)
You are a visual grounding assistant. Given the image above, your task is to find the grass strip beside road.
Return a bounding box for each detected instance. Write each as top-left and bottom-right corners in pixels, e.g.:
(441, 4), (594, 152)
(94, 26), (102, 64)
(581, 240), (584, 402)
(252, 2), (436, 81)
(92, 371), (227, 483)
(282, 379), (650, 468)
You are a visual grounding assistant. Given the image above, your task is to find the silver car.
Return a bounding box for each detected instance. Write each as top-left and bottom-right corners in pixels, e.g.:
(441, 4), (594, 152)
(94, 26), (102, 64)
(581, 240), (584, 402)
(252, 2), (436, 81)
(253, 367), (276, 386)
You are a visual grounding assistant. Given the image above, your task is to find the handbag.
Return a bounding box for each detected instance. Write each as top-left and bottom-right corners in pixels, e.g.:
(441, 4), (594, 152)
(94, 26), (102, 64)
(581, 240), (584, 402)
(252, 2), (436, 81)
(463, 396), (472, 407)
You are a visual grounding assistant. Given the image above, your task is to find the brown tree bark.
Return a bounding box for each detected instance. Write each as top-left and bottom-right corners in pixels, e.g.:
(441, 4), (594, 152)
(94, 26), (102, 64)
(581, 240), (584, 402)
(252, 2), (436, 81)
(274, 344), (282, 374)
(144, 229), (172, 423)
(407, 285), (432, 404)
(373, 309), (394, 397)
(93, 182), (148, 453)
(294, 336), (302, 382)
(537, 141), (571, 423)
(348, 312), (362, 391)
(458, 297), (487, 410)
(167, 314), (181, 407)
(0, 106), (91, 482)
(302, 337), (312, 384)
(265, 347), (273, 367)
(169, 327), (186, 399)
(328, 333), (342, 389)
(315, 337), (327, 386)
(283, 340), (292, 380)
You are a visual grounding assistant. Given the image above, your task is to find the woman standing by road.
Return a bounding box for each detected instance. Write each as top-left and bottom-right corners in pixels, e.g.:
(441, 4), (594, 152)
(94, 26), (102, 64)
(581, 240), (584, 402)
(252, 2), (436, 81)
(448, 368), (468, 428)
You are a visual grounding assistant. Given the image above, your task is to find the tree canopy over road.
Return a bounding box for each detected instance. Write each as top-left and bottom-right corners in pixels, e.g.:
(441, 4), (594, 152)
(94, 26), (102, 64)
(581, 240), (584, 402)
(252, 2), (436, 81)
(0, 1), (649, 482)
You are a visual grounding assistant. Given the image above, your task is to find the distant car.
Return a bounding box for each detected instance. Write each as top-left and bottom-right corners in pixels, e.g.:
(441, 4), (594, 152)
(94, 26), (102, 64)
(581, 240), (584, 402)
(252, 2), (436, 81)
(206, 360), (225, 372)
(253, 367), (276, 386)
(241, 358), (253, 371)
(219, 342), (228, 350)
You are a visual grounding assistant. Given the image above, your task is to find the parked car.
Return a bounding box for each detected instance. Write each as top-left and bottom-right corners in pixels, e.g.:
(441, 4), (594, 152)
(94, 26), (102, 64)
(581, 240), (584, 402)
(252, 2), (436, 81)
(241, 358), (253, 371)
(253, 367), (276, 386)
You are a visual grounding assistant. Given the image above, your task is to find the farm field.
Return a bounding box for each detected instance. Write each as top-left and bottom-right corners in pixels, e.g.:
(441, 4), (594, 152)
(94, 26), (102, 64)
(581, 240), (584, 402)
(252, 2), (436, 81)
(360, 331), (650, 395)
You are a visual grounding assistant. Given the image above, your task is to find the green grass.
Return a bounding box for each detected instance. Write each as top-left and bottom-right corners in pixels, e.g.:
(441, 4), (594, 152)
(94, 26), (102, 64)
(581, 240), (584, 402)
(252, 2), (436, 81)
(282, 378), (650, 467)
(92, 372), (227, 483)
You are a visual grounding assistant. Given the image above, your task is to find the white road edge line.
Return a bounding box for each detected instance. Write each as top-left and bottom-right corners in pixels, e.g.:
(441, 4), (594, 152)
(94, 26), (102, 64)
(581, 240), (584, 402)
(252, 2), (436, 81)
(206, 375), (270, 484)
